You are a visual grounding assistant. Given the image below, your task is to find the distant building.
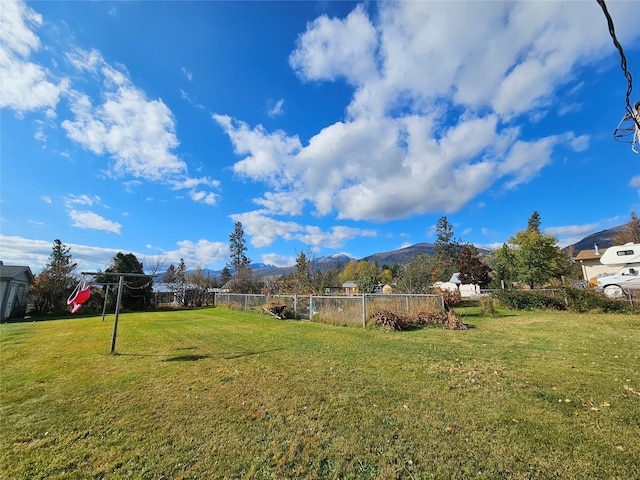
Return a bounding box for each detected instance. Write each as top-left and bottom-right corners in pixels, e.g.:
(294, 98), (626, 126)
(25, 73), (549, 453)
(0, 263), (34, 321)
(342, 281), (359, 295)
(574, 246), (616, 282)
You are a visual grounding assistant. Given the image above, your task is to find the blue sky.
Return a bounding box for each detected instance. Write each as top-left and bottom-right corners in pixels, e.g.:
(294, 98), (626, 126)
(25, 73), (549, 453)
(1, 0), (640, 274)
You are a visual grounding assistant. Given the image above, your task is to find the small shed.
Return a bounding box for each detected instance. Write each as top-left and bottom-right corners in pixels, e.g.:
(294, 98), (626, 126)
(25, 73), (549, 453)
(342, 281), (359, 295)
(0, 263), (35, 321)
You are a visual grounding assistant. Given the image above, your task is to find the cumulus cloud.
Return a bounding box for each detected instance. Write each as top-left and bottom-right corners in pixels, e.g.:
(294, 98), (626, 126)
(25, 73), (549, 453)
(261, 253), (296, 268)
(546, 222), (602, 248)
(171, 239), (228, 267)
(2, 3), (219, 207)
(68, 209), (121, 234)
(0, 235), (125, 271)
(1, 233), (230, 272)
(0, 0), (67, 112)
(60, 194), (121, 233)
(61, 53), (185, 181)
(216, 1), (634, 233)
(230, 210), (376, 249)
(289, 4), (378, 86)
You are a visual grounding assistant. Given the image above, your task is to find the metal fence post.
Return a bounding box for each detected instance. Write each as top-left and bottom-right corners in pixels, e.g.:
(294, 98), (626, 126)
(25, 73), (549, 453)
(362, 294), (366, 327)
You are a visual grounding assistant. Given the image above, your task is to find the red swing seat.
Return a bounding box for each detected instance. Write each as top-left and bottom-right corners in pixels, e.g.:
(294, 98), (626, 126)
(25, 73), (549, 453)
(68, 283), (92, 313)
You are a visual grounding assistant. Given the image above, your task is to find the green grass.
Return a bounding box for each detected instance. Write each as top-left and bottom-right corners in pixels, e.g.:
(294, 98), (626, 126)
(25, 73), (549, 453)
(1, 307), (639, 479)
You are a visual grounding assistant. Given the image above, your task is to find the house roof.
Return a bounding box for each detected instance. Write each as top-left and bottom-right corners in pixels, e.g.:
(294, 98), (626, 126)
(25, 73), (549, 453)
(574, 248), (608, 261)
(342, 281), (358, 288)
(0, 265), (34, 283)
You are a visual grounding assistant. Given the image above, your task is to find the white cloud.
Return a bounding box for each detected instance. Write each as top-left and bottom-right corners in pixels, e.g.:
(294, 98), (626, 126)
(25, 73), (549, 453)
(230, 210), (376, 250)
(41, 195), (52, 204)
(213, 114), (301, 183)
(0, 234), (230, 273)
(64, 193), (99, 206)
(171, 239), (228, 267)
(68, 209), (122, 234)
(296, 225), (377, 249)
(268, 98), (284, 117)
(261, 253), (295, 268)
(0, 0), (67, 113)
(0, 235), (124, 271)
(62, 60), (185, 181)
(230, 211), (302, 248)
(216, 1), (640, 225)
(189, 190), (217, 206)
(546, 223), (600, 238)
(181, 66), (193, 81)
(289, 4), (378, 86)
(630, 176), (640, 189)
(546, 222), (602, 249)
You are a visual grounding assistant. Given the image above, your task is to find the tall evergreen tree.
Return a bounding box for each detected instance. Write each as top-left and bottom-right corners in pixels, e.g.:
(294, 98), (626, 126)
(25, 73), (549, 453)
(163, 264), (177, 284)
(103, 252), (152, 310)
(229, 221), (250, 270)
(433, 216), (461, 281)
(227, 222), (255, 292)
(219, 266), (232, 287)
(294, 250), (313, 294)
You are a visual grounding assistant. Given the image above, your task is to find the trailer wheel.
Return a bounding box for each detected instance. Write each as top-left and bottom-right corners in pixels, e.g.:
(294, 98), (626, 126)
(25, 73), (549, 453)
(603, 284), (625, 298)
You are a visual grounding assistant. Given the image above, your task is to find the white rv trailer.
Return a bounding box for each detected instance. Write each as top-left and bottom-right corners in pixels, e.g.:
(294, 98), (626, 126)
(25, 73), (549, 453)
(596, 243), (640, 297)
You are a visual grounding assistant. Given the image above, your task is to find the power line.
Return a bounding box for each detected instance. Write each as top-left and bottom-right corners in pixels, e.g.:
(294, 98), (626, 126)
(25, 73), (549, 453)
(596, 0), (640, 130)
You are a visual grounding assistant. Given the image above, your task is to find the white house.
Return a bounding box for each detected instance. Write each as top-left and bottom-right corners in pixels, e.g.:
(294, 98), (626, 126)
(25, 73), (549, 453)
(0, 263), (34, 321)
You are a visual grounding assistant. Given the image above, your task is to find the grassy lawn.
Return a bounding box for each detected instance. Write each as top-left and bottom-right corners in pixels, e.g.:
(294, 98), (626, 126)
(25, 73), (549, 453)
(1, 306), (639, 479)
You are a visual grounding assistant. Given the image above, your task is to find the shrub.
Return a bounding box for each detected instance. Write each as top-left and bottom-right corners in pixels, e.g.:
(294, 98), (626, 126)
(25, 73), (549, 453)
(492, 287), (634, 314)
(561, 287), (631, 313)
(479, 296), (497, 316)
(492, 290), (566, 311)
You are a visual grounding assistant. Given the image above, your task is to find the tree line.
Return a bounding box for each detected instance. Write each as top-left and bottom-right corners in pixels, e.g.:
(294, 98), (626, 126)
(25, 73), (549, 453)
(28, 211), (640, 315)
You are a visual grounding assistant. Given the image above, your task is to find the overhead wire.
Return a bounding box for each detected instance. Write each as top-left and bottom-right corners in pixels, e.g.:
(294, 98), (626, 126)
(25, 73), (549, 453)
(596, 0), (640, 131)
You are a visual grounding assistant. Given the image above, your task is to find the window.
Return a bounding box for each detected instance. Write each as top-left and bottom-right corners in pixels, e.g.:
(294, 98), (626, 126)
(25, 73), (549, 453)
(616, 249), (635, 256)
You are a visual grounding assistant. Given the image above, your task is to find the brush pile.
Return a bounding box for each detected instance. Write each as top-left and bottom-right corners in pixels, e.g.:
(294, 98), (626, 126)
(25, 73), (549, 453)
(372, 308), (467, 331)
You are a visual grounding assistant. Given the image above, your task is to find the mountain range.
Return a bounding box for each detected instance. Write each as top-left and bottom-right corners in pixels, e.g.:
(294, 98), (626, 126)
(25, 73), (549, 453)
(166, 225), (625, 281)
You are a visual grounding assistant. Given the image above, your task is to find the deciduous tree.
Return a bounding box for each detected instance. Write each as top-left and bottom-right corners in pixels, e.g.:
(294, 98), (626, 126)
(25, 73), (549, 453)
(397, 254), (438, 294)
(30, 239), (78, 314)
(456, 245), (491, 288)
(613, 211), (640, 245)
(338, 260), (379, 294)
(501, 211), (570, 289)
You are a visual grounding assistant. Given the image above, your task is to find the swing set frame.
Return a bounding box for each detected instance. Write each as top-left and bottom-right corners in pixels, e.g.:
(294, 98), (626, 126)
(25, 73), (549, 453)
(80, 271), (153, 354)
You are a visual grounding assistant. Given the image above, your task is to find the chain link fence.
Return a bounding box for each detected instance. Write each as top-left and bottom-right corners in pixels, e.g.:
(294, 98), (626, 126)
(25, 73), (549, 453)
(214, 293), (444, 326)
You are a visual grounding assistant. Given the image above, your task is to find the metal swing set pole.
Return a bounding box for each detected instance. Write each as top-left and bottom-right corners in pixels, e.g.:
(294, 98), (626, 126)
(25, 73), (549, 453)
(110, 275), (125, 354)
(81, 271), (152, 355)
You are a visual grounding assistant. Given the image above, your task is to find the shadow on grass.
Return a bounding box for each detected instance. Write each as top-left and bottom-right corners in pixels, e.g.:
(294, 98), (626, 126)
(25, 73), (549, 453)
(163, 354), (212, 362)
(113, 347), (286, 361)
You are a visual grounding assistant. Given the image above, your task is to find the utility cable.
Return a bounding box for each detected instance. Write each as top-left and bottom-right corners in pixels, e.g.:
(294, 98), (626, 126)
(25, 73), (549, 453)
(596, 0), (640, 130)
